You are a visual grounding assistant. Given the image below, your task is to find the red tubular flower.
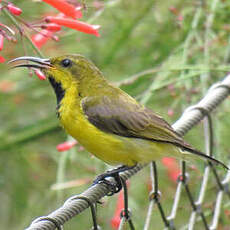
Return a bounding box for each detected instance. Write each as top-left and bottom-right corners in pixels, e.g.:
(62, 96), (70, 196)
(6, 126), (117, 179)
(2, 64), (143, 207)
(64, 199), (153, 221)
(110, 191), (124, 229)
(7, 3), (22, 16)
(45, 16), (100, 37)
(41, 23), (61, 32)
(0, 34), (4, 51)
(56, 140), (78, 152)
(0, 56), (5, 63)
(31, 29), (53, 48)
(162, 157), (180, 183)
(34, 69), (46, 80)
(42, 0), (82, 19)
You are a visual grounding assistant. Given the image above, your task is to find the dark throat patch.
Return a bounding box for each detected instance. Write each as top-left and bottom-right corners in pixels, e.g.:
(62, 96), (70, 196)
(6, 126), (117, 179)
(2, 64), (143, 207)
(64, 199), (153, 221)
(48, 76), (65, 117)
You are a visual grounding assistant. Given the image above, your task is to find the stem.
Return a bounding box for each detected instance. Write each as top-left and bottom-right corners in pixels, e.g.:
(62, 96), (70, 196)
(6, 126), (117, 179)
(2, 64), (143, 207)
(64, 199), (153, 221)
(102, 0), (155, 66)
(2, 8), (44, 58)
(179, 5), (202, 89)
(201, 0), (220, 93)
(24, 30), (44, 57)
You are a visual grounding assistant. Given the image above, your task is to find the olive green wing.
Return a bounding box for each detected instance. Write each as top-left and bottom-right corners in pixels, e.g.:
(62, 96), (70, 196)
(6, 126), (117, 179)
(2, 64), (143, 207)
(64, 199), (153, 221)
(81, 95), (228, 169)
(81, 95), (185, 146)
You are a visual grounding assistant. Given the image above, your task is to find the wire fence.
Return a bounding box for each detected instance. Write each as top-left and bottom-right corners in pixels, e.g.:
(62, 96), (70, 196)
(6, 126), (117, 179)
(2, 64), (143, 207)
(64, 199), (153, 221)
(25, 74), (230, 230)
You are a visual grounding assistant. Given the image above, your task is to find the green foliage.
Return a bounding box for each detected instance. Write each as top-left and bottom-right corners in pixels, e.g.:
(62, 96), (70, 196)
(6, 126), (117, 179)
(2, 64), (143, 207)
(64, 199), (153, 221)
(1, 0), (230, 229)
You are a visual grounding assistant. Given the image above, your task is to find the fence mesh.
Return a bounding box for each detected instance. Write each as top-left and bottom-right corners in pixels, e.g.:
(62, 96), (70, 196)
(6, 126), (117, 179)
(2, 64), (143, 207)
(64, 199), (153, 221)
(25, 74), (230, 230)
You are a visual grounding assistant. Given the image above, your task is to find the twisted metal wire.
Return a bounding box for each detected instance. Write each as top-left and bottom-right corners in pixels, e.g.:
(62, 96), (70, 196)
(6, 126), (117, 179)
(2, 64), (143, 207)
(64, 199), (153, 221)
(25, 74), (230, 230)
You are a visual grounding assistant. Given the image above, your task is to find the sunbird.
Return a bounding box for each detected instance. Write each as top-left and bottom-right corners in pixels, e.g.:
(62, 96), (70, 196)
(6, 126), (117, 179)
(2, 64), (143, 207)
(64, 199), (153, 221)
(9, 55), (227, 191)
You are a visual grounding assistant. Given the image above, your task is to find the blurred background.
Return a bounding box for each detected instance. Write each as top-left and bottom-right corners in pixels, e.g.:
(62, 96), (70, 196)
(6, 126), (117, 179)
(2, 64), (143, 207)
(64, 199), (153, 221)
(1, 0), (230, 229)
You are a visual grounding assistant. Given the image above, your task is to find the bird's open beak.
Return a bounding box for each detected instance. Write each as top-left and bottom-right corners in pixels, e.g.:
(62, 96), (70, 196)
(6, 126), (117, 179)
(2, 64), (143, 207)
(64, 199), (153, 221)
(8, 56), (52, 69)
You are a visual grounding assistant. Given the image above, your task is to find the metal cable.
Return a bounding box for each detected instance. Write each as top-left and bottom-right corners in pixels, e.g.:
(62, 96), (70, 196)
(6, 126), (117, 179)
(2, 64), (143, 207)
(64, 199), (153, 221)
(25, 74), (230, 230)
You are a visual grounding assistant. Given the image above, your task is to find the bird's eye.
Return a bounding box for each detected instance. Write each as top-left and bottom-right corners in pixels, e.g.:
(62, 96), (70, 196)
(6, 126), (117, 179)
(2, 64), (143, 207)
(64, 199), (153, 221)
(61, 59), (72, 68)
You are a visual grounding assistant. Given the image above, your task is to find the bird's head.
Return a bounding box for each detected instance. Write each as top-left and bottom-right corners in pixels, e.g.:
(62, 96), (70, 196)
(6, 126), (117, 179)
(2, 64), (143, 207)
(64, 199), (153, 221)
(9, 54), (104, 93)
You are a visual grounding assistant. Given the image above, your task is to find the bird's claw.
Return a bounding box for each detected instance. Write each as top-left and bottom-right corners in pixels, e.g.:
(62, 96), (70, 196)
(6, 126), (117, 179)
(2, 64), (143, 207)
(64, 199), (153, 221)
(93, 172), (122, 196)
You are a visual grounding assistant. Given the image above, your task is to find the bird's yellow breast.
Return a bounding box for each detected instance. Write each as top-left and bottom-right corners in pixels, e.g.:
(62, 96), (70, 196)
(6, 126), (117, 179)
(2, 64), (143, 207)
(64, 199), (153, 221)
(58, 85), (180, 166)
(58, 85), (135, 166)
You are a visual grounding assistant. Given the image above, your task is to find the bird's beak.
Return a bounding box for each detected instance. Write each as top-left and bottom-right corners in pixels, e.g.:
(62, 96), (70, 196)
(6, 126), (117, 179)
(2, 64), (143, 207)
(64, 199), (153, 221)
(8, 56), (52, 69)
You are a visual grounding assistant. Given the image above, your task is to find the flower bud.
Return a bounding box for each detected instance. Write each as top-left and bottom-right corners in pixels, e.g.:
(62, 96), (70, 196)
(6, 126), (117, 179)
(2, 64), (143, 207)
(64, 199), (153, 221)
(7, 3), (22, 16)
(34, 69), (46, 80)
(56, 140), (78, 152)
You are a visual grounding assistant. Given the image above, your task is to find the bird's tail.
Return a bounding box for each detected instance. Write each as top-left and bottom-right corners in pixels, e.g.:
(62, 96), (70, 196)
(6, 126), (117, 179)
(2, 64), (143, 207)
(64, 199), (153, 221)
(178, 144), (228, 170)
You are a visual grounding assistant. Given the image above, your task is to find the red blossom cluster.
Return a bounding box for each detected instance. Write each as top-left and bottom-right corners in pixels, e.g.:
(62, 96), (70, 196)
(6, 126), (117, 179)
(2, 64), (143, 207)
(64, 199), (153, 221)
(0, 0), (101, 79)
(32, 0), (100, 49)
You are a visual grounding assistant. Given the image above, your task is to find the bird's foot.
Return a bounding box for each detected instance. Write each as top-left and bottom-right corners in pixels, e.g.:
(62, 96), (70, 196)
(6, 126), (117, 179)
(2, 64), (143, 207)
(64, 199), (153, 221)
(93, 165), (135, 195)
(93, 172), (122, 195)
